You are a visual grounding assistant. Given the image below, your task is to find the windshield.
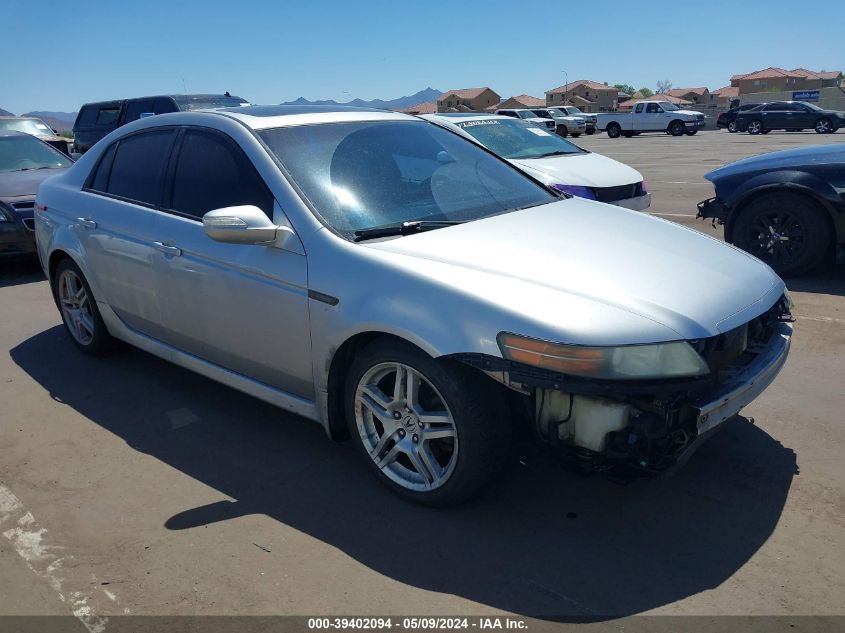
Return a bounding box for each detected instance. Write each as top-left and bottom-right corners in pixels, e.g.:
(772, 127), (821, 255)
(258, 120), (556, 237)
(799, 102), (823, 112)
(0, 118), (54, 137)
(531, 110), (553, 119)
(454, 118), (583, 160)
(172, 95), (249, 111)
(517, 111), (536, 120)
(659, 102), (680, 111)
(0, 134), (72, 172)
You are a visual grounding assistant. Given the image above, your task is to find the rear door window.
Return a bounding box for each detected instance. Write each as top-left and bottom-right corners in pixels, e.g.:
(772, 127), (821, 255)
(105, 129), (176, 205)
(167, 128), (273, 220)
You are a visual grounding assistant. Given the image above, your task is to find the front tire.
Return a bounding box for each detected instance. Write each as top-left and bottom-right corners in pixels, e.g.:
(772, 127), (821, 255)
(52, 258), (115, 356)
(345, 339), (511, 506)
(747, 119), (763, 135)
(815, 117), (833, 134)
(556, 125), (569, 138)
(731, 192), (830, 276)
(606, 123), (621, 138)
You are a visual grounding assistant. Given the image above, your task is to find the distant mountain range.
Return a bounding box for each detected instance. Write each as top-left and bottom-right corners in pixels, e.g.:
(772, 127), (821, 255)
(0, 108), (77, 132)
(0, 108), (15, 117)
(281, 87), (441, 110)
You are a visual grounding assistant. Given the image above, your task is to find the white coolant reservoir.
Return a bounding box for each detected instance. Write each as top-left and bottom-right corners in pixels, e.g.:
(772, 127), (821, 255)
(570, 395), (632, 452)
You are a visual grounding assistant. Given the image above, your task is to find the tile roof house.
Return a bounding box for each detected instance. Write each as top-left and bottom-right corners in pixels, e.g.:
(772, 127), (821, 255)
(436, 87), (500, 112)
(495, 94), (546, 110)
(397, 101), (437, 115)
(730, 67), (843, 94)
(545, 80), (619, 112)
(666, 87), (710, 104)
(710, 85), (740, 109)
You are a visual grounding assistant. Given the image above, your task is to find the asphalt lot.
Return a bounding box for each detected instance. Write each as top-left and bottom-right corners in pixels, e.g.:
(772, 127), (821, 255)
(1, 129), (844, 630)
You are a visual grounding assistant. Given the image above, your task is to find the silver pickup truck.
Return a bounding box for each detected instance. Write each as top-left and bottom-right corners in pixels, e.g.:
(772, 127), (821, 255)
(551, 106), (597, 134)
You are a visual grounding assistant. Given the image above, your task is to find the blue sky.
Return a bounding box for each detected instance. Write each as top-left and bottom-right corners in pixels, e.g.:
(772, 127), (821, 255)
(2, 0), (842, 114)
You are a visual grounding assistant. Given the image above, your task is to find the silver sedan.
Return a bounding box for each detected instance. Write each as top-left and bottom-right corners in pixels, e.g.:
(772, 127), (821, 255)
(35, 105), (792, 505)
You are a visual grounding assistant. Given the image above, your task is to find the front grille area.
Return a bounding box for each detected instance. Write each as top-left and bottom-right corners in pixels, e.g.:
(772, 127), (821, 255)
(593, 182), (643, 202)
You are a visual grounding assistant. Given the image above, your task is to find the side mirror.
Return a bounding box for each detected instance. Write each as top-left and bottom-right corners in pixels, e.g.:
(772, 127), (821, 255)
(203, 205), (292, 247)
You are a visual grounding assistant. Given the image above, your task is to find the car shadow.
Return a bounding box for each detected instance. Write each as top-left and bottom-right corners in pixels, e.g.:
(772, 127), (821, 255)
(0, 257), (44, 288)
(787, 266), (845, 298)
(10, 327), (798, 620)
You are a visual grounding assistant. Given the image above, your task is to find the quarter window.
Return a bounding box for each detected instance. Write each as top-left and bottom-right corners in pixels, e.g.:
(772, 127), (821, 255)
(104, 129), (176, 205)
(168, 129), (273, 220)
(95, 107), (121, 126)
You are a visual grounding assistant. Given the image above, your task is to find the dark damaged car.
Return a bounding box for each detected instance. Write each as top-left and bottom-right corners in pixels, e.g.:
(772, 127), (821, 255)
(698, 144), (845, 276)
(1, 131), (72, 258)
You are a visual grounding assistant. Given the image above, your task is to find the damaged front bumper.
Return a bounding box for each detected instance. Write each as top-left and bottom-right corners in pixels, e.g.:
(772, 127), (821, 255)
(697, 196), (729, 225)
(454, 315), (792, 474)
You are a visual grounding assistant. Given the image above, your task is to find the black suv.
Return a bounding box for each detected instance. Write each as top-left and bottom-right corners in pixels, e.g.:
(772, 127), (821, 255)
(72, 93), (248, 154)
(716, 103), (761, 133)
(735, 101), (845, 135)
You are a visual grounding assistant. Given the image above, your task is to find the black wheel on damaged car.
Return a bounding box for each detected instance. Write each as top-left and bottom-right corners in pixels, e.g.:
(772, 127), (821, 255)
(728, 121), (737, 133)
(606, 123), (621, 138)
(345, 339), (511, 506)
(815, 117), (833, 134)
(747, 119), (763, 135)
(668, 120), (685, 136)
(52, 258), (116, 355)
(732, 192), (830, 276)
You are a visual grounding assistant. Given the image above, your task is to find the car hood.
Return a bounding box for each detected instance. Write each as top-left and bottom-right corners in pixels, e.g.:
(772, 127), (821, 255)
(366, 198), (783, 342)
(706, 143), (845, 181)
(0, 168), (67, 198)
(512, 152), (642, 188)
(674, 109), (704, 117)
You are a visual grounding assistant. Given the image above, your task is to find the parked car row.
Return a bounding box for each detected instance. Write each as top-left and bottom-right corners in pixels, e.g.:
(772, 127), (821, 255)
(33, 104), (792, 505)
(717, 101), (845, 135)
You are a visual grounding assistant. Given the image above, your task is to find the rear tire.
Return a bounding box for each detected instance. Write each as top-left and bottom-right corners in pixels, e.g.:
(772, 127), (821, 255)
(571, 133), (581, 138)
(728, 121), (737, 133)
(606, 123), (621, 138)
(731, 192), (830, 276)
(345, 339), (511, 506)
(52, 258), (115, 356)
(685, 130), (698, 136)
(586, 128), (595, 135)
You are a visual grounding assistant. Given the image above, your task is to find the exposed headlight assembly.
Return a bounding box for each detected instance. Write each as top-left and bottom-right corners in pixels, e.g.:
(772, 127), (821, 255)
(497, 333), (710, 380)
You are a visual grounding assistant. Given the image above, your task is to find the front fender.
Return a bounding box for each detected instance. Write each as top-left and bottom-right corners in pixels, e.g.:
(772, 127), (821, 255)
(723, 171), (840, 241)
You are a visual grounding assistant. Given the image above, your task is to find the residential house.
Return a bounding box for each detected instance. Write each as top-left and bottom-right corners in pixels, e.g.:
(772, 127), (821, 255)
(666, 87), (709, 105)
(730, 67), (843, 95)
(545, 80), (619, 112)
(709, 86), (739, 110)
(397, 101), (437, 115)
(436, 87), (500, 112)
(495, 94), (546, 110)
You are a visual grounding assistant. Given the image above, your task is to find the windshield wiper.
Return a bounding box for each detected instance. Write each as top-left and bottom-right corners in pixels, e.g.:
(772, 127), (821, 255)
(353, 220), (464, 242)
(19, 166), (56, 171)
(535, 150), (577, 158)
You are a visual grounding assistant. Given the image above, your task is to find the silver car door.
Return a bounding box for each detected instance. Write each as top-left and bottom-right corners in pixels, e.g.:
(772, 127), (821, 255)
(151, 127), (312, 399)
(77, 128), (177, 338)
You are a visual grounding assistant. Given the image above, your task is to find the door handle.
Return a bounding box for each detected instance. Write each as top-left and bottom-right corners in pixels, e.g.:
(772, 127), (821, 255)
(77, 217), (97, 229)
(154, 241), (182, 256)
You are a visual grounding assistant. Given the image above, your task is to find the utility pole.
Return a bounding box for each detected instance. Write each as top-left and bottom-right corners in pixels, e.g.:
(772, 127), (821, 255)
(561, 70), (569, 106)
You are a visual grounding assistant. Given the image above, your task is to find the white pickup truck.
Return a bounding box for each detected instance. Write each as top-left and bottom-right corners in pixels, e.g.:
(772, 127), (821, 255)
(597, 101), (706, 138)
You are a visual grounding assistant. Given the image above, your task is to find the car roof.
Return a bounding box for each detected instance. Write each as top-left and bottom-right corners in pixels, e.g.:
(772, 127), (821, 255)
(210, 104), (413, 129)
(425, 113), (510, 121)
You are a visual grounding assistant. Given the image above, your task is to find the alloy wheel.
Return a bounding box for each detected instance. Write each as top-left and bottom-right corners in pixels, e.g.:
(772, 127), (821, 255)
(748, 120), (762, 134)
(355, 362), (458, 492)
(815, 119), (831, 134)
(58, 269), (95, 346)
(745, 211), (806, 268)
